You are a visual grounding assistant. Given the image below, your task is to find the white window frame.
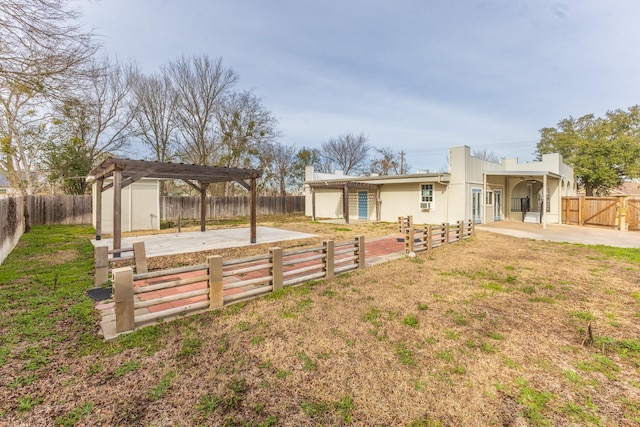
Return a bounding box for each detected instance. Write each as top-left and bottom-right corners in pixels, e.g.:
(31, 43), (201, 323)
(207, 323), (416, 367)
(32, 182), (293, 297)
(420, 184), (434, 210)
(486, 190), (493, 206)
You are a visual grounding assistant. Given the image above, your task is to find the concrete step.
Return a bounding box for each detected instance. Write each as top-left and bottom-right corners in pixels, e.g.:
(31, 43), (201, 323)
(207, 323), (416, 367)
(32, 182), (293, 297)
(523, 212), (540, 223)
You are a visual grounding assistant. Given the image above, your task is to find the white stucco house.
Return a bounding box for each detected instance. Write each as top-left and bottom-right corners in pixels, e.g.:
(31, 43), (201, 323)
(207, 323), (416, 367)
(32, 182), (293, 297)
(304, 145), (576, 227)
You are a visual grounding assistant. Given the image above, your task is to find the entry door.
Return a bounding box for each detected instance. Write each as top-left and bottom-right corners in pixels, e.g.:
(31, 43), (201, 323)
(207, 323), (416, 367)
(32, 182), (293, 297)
(472, 189), (482, 224)
(494, 190), (502, 221)
(357, 191), (368, 219)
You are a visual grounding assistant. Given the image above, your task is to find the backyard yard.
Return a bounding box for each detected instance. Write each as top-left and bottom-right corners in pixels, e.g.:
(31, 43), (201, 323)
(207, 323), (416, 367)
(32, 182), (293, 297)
(0, 217), (639, 426)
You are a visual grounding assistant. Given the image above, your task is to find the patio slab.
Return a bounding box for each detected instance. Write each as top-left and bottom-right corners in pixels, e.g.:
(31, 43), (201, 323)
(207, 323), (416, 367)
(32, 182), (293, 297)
(91, 226), (317, 257)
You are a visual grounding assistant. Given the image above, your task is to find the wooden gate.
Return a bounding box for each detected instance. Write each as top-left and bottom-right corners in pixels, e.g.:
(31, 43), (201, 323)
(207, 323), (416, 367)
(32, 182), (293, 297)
(628, 198), (640, 231)
(561, 197), (620, 229)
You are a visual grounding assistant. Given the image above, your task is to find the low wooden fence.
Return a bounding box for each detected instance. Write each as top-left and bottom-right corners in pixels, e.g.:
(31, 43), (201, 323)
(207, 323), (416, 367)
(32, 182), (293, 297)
(110, 236), (365, 334)
(403, 220), (474, 254)
(561, 196), (639, 231)
(94, 243), (149, 287)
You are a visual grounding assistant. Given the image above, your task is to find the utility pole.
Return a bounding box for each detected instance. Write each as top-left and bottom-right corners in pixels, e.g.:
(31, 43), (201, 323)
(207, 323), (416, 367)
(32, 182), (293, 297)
(400, 150), (405, 174)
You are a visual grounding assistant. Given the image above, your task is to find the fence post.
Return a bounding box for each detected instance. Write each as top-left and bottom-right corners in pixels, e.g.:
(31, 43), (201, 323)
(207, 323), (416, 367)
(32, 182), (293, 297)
(426, 225), (433, 251)
(457, 220), (464, 242)
(323, 240), (334, 279)
(133, 242), (148, 274)
(94, 246), (109, 287)
(113, 267), (134, 333)
(270, 247), (283, 291)
(208, 255), (223, 308)
(397, 216), (403, 233)
(444, 223), (450, 244)
(470, 220), (475, 236)
(579, 197), (585, 226)
(405, 228), (415, 254)
(356, 235), (365, 268)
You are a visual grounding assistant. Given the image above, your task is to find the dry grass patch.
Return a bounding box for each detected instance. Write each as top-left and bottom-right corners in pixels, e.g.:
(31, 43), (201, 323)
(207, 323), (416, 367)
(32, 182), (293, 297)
(2, 225), (640, 425)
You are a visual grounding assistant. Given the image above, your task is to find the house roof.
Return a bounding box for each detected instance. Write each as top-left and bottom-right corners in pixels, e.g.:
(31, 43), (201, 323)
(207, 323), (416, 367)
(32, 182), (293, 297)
(306, 172), (450, 187)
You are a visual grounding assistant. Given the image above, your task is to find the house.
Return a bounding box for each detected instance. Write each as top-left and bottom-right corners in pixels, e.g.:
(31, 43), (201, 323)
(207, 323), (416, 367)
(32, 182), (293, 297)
(304, 145), (576, 228)
(0, 173), (15, 197)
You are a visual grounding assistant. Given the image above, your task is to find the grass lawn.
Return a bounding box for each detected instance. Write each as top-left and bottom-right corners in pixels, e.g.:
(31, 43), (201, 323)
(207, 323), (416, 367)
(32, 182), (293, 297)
(1, 221), (639, 426)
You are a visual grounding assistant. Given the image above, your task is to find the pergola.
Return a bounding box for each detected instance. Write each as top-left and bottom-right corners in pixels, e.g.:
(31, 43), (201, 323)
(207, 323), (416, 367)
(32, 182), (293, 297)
(307, 180), (381, 223)
(89, 158), (262, 251)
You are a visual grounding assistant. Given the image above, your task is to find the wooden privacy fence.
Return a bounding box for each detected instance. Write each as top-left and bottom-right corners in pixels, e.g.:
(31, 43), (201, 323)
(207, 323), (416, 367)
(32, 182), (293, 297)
(561, 196), (639, 231)
(161, 195), (305, 221)
(27, 195), (93, 225)
(403, 220), (474, 254)
(111, 236), (365, 335)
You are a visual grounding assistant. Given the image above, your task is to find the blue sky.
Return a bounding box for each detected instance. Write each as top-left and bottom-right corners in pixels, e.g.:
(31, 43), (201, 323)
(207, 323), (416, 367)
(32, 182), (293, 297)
(76, 0), (640, 172)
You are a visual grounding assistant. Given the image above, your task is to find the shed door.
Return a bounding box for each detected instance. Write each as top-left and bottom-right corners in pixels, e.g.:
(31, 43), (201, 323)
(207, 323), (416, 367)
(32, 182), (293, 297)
(358, 191), (368, 219)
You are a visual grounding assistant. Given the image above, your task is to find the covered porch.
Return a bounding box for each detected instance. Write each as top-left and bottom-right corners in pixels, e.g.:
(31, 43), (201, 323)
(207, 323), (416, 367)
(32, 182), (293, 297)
(482, 171), (571, 229)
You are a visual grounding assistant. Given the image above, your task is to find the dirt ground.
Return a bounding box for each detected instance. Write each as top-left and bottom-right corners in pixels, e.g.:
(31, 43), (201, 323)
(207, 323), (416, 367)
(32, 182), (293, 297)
(3, 220), (640, 426)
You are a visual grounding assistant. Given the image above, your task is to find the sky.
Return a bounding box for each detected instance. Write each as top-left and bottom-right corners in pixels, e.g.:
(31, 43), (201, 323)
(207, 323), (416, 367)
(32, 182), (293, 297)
(75, 0), (640, 173)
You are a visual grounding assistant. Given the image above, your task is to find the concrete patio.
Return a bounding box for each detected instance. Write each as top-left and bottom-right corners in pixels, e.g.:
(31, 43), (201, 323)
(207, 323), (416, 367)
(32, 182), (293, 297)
(476, 221), (639, 248)
(91, 226), (318, 257)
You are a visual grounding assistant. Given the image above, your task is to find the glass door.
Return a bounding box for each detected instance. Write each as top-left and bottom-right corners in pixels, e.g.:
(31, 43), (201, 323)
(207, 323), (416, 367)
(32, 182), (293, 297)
(472, 189), (482, 224)
(357, 191), (368, 219)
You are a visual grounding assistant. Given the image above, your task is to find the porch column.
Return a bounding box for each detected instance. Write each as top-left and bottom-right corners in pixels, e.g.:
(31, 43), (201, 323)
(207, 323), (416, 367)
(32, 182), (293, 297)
(376, 186), (381, 222)
(343, 185), (349, 224)
(311, 187), (316, 221)
(542, 174), (547, 229)
(482, 173), (487, 224)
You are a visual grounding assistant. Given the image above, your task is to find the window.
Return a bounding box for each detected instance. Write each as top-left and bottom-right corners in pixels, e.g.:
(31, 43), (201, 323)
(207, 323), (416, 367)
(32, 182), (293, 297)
(486, 191), (493, 205)
(421, 184), (433, 203)
(420, 184), (434, 210)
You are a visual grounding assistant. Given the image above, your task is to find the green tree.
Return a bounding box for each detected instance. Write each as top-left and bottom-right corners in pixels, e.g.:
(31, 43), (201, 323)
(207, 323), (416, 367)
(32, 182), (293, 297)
(288, 147), (322, 191)
(536, 106), (640, 195)
(44, 136), (92, 195)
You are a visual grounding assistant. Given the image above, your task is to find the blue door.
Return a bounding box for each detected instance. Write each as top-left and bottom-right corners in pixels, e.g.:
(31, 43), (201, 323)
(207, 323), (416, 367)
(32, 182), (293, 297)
(358, 191), (368, 219)
(472, 189), (482, 224)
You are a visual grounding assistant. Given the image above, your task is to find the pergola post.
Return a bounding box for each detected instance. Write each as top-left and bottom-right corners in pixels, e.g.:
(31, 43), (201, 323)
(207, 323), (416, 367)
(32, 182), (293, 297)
(95, 177), (103, 240)
(250, 177), (257, 243)
(113, 170), (122, 255)
(199, 183), (209, 232)
(311, 187), (316, 221)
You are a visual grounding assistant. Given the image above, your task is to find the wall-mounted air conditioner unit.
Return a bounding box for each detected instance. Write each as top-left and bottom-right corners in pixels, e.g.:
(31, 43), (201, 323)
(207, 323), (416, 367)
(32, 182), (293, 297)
(420, 201), (433, 210)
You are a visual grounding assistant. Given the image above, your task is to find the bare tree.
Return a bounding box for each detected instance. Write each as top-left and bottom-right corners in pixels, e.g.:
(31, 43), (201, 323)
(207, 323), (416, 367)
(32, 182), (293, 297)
(216, 90), (280, 169)
(166, 55), (237, 165)
(0, 0), (98, 95)
(0, 83), (48, 195)
(46, 58), (138, 193)
(472, 148), (501, 163)
(266, 142), (296, 196)
(370, 147), (411, 175)
(131, 73), (177, 162)
(321, 132), (370, 175)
